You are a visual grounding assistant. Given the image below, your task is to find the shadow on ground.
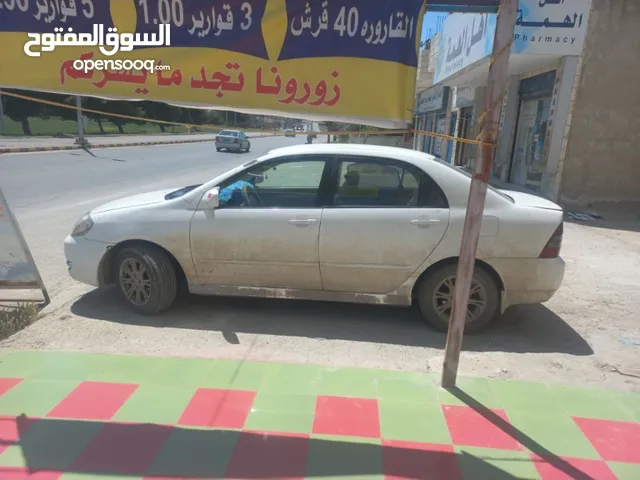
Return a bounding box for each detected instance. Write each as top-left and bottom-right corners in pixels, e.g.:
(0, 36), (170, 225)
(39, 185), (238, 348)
(564, 210), (640, 233)
(70, 287), (593, 356)
(3, 386), (599, 480)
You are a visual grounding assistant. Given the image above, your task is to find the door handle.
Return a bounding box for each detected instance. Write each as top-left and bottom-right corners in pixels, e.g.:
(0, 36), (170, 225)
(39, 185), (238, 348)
(410, 218), (440, 226)
(288, 218), (318, 226)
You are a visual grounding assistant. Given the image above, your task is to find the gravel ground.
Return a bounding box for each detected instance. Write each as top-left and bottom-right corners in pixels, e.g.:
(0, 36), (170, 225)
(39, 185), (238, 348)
(1, 144), (639, 391)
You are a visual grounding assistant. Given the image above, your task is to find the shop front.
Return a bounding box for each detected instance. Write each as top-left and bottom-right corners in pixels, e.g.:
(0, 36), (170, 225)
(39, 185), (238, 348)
(430, 0), (592, 198)
(508, 71), (555, 191)
(414, 86), (450, 158)
(453, 87), (476, 167)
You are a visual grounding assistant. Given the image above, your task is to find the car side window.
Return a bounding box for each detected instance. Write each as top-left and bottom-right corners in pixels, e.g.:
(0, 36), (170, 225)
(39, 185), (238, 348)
(333, 158), (419, 207)
(218, 157), (327, 208)
(332, 157), (448, 209)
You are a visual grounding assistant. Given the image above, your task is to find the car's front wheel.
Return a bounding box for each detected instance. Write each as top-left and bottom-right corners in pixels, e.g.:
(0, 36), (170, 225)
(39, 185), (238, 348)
(246, 142), (251, 152)
(115, 244), (177, 315)
(416, 264), (499, 333)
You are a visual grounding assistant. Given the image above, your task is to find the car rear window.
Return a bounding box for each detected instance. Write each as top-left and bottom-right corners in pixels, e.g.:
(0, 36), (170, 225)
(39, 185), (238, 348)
(219, 130), (237, 136)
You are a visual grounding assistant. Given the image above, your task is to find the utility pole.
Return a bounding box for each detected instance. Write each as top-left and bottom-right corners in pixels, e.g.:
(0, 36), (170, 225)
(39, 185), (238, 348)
(0, 90), (5, 135)
(441, 0), (517, 388)
(74, 96), (90, 148)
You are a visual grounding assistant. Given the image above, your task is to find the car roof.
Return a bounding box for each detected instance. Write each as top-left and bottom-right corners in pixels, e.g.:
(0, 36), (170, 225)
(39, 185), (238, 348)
(264, 143), (445, 170)
(219, 129), (240, 133)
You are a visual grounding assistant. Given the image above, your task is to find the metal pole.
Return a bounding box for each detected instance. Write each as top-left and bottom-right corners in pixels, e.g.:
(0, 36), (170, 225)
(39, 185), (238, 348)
(74, 95), (89, 147)
(0, 90), (5, 135)
(441, 0), (517, 388)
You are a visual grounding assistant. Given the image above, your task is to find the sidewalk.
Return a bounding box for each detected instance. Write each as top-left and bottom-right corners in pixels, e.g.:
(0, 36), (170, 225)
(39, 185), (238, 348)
(0, 132), (274, 155)
(0, 350), (637, 479)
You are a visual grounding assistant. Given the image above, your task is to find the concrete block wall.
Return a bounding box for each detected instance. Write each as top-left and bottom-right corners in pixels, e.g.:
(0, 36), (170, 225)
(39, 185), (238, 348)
(558, 0), (640, 209)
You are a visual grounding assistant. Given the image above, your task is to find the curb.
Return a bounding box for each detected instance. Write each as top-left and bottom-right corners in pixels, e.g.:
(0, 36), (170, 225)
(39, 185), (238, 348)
(0, 134), (278, 155)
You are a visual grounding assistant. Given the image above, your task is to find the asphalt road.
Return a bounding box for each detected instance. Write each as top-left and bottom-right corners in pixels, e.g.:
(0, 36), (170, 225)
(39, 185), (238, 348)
(0, 136), (300, 298)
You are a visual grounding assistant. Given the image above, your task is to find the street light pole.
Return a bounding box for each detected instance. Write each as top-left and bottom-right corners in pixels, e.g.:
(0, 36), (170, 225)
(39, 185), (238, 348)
(441, 0), (518, 388)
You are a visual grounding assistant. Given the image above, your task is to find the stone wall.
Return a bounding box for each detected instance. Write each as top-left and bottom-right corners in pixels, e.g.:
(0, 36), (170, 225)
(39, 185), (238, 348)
(558, 0), (640, 209)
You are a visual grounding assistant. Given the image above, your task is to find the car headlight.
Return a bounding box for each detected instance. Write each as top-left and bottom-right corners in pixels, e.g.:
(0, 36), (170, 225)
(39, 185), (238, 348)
(71, 213), (94, 237)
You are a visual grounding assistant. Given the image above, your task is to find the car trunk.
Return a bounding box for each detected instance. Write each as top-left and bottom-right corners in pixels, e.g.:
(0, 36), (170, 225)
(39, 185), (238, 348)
(499, 190), (563, 211)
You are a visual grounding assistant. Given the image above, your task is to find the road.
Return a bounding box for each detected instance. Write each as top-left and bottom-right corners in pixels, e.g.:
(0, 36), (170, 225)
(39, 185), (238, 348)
(1, 140), (639, 391)
(0, 131), (270, 150)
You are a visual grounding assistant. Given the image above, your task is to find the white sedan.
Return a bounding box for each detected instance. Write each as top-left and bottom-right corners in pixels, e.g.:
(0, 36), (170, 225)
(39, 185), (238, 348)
(64, 144), (565, 332)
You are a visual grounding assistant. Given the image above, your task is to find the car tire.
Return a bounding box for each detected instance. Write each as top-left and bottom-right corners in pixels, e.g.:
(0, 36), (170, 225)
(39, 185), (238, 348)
(416, 264), (499, 333)
(115, 244), (177, 315)
(246, 143), (251, 152)
(216, 148), (221, 152)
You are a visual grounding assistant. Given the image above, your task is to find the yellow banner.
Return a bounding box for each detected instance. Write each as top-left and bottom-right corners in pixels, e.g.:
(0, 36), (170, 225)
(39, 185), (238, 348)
(0, 0), (424, 128)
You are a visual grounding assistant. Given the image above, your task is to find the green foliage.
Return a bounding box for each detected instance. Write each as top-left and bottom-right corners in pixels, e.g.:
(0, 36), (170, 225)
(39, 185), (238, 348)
(0, 303), (41, 340)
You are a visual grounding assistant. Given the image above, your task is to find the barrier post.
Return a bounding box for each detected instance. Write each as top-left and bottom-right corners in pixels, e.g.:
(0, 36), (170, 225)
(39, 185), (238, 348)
(74, 96), (90, 148)
(441, 0), (517, 388)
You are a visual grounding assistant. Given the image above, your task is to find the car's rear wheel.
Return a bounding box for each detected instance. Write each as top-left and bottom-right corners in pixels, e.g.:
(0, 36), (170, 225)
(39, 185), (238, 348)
(417, 264), (499, 333)
(216, 147), (221, 152)
(115, 245), (177, 315)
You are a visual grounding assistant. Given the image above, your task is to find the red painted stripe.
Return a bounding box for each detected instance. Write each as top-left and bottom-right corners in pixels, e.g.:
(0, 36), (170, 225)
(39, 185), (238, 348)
(0, 378), (22, 397)
(47, 381), (138, 421)
(178, 388), (256, 429)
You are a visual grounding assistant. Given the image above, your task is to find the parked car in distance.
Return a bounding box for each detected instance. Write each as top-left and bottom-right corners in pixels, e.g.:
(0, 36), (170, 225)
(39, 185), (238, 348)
(284, 128), (296, 137)
(215, 130), (250, 152)
(64, 144), (565, 333)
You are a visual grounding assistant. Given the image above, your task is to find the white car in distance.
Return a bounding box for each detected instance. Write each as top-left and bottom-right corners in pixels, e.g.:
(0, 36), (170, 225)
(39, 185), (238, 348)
(64, 144), (565, 332)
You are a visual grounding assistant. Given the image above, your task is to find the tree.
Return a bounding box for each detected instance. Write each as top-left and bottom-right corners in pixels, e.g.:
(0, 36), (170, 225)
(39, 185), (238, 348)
(140, 101), (181, 132)
(2, 89), (54, 135)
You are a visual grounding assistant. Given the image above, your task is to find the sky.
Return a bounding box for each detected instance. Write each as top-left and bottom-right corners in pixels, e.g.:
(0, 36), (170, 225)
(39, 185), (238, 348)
(421, 12), (449, 45)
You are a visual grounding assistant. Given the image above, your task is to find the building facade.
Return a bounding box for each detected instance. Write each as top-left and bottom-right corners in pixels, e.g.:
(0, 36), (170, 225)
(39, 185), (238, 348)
(419, 0), (639, 208)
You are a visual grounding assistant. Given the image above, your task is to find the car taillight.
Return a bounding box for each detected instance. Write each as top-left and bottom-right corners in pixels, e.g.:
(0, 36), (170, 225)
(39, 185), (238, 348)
(233, 138), (239, 143)
(539, 222), (563, 258)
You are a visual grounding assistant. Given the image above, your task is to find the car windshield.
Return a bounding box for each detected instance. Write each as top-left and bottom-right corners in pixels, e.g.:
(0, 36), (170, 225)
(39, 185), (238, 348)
(164, 184), (202, 200)
(219, 130), (238, 137)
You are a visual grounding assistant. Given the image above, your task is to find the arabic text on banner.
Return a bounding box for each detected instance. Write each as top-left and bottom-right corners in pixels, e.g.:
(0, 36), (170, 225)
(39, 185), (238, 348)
(0, 0), (425, 127)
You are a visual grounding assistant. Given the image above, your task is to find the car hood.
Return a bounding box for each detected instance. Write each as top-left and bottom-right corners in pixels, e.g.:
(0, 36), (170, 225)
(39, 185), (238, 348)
(91, 188), (179, 214)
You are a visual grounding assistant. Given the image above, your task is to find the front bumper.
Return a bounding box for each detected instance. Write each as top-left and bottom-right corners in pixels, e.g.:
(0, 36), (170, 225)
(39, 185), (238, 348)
(64, 235), (113, 287)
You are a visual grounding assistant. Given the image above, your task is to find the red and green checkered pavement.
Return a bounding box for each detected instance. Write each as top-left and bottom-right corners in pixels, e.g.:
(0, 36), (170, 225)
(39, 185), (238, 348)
(0, 350), (637, 479)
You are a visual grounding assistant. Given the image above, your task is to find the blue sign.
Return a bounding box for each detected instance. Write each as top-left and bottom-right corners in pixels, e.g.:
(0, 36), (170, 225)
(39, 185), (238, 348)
(0, 0), (114, 33)
(132, 0), (269, 58)
(278, 0), (424, 67)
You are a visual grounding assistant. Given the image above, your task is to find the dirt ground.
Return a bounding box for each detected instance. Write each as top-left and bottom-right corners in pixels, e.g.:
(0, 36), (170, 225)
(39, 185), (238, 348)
(2, 215), (639, 392)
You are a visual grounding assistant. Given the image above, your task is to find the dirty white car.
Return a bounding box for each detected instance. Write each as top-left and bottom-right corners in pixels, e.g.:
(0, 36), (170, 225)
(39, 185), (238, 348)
(64, 144), (565, 332)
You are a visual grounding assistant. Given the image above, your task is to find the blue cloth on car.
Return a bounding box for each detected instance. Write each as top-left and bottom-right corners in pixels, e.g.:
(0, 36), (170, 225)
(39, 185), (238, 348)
(219, 180), (255, 204)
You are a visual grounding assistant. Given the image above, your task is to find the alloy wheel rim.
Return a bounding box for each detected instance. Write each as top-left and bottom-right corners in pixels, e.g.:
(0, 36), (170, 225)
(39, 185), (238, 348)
(119, 258), (151, 306)
(432, 275), (487, 323)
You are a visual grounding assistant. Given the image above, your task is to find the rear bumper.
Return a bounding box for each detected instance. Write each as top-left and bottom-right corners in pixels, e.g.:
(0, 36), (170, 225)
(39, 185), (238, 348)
(216, 142), (242, 150)
(485, 257), (566, 311)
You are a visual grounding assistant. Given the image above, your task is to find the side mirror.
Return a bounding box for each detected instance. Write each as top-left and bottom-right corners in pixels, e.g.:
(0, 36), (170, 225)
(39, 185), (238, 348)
(203, 187), (220, 209)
